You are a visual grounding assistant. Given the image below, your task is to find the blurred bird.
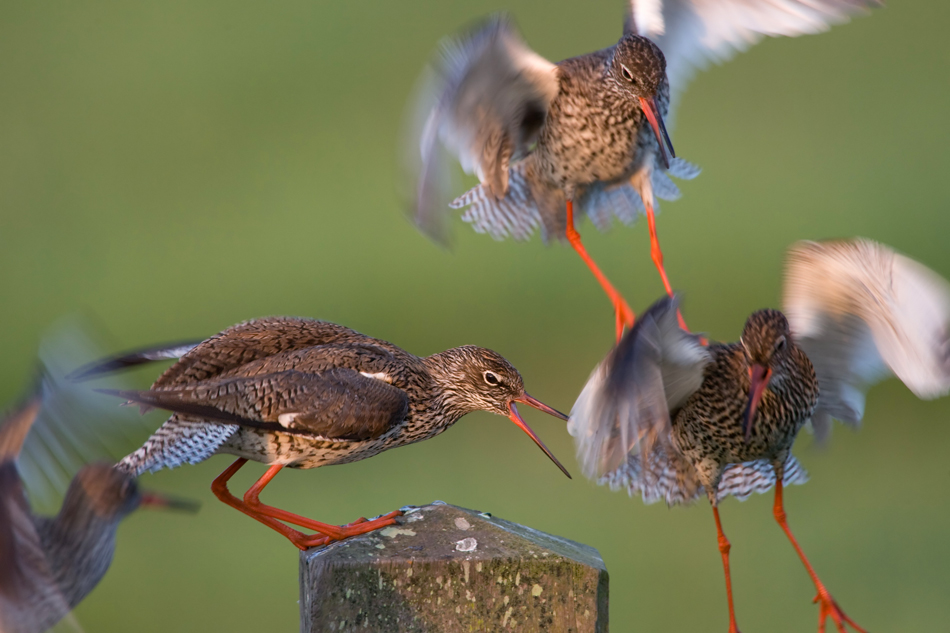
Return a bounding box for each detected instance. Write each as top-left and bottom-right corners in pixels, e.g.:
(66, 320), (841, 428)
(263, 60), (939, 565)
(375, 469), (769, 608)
(0, 381), (195, 633)
(78, 317), (571, 550)
(568, 238), (950, 633)
(406, 1), (877, 339)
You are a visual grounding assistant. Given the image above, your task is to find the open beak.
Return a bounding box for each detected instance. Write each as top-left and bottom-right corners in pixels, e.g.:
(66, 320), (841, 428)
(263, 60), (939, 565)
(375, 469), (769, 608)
(139, 490), (201, 513)
(508, 394), (572, 479)
(639, 96), (675, 171)
(741, 364), (772, 443)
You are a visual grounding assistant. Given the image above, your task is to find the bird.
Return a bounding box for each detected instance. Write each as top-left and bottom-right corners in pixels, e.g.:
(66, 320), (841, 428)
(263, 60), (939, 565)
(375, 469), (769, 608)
(0, 381), (195, 633)
(567, 238), (950, 633)
(405, 1), (878, 340)
(78, 316), (573, 551)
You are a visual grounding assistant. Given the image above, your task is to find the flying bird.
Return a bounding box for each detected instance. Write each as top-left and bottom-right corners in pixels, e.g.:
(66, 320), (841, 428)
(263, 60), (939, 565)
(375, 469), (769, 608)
(568, 238), (949, 633)
(0, 380), (193, 633)
(406, 1), (878, 339)
(79, 317), (571, 550)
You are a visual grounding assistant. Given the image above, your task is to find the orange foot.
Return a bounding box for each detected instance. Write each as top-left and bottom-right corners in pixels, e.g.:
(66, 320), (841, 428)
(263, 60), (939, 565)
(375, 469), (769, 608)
(814, 586), (867, 633)
(288, 510), (404, 551)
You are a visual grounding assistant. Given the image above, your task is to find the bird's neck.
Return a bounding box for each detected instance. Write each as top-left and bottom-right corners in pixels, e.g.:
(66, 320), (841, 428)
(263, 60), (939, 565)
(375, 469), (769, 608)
(35, 496), (121, 609)
(420, 351), (482, 423)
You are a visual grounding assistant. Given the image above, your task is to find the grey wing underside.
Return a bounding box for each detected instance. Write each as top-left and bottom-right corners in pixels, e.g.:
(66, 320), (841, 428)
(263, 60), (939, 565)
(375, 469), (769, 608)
(625, 0), (879, 125)
(568, 295), (711, 480)
(783, 239), (950, 440)
(406, 14), (559, 244)
(114, 369), (410, 475)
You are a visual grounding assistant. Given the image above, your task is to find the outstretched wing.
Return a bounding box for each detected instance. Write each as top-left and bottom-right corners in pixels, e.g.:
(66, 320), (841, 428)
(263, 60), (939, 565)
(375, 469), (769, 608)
(404, 14), (559, 244)
(568, 295), (711, 480)
(783, 238), (950, 439)
(625, 0), (879, 123)
(105, 368), (410, 443)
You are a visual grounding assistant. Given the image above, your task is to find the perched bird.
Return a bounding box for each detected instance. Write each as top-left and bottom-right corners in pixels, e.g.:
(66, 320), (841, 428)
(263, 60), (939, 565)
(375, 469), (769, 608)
(0, 383), (194, 633)
(80, 317), (572, 550)
(406, 1), (877, 339)
(568, 238), (950, 633)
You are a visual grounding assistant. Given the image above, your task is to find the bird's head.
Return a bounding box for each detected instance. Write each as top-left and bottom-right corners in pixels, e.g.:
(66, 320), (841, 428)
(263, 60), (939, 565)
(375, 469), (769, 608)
(65, 463), (198, 522)
(433, 346), (571, 477)
(610, 34), (674, 169)
(739, 309), (796, 441)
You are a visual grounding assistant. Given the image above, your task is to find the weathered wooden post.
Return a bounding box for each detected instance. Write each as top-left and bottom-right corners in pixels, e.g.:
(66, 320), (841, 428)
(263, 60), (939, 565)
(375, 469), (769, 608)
(299, 502), (608, 632)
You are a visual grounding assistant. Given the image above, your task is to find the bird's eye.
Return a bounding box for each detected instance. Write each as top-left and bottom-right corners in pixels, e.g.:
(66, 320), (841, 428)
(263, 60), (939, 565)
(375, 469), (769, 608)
(775, 336), (786, 352)
(483, 371), (500, 386)
(620, 64), (636, 84)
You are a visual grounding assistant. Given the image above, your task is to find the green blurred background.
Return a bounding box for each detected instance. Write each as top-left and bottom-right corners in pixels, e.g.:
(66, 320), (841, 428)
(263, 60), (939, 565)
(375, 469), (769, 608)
(2, 0), (949, 630)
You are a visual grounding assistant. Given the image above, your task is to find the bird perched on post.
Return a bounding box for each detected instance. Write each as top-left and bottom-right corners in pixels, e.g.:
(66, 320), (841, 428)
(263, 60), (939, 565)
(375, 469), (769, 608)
(405, 1), (878, 339)
(77, 317), (571, 550)
(568, 238), (950, 633)
(0, 381), (194, 633)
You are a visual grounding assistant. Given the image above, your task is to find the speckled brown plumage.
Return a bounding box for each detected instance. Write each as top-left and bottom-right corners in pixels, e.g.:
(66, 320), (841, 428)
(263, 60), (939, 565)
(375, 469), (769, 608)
(673, 310), (818, 505)
(90, 316), (569, 549)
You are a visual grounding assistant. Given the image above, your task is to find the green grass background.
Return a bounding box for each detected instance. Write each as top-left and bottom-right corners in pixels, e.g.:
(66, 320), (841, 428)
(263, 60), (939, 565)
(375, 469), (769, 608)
(2, 0), (949, 630)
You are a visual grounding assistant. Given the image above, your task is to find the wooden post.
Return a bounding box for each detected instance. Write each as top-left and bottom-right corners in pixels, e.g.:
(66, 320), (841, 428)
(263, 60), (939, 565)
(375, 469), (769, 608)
(299, 501), (608, 632)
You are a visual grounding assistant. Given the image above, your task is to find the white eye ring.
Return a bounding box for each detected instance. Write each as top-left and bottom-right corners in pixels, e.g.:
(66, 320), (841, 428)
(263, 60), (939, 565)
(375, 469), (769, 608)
(620, 64), (635, 82)
(483, 371), (500, 386)
(774, 336), (787, 352)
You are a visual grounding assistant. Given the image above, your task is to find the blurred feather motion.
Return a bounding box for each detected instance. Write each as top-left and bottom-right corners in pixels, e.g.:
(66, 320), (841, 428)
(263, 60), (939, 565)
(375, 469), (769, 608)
(568, 238), (949, 633)
(0, 334), (197, 633)
(405, 1), (877, 338)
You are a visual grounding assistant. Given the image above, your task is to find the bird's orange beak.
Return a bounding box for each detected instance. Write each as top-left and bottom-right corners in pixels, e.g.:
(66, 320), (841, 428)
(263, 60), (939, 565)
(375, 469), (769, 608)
(508, 394), (572, 479)
(742, 364), (772, 442)
(639, 96), (674, 170)
(139, 490), (201, 513)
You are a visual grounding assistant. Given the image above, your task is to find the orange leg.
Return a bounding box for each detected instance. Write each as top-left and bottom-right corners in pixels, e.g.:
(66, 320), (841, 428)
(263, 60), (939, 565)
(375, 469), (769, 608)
(565, 199), (635, 341)
(211, 458), (331, 550)
(644, 201), (688, 331)
(773, 480), (867, 633)
(712, 506), (741, 633)
(242, 464), (403, 541)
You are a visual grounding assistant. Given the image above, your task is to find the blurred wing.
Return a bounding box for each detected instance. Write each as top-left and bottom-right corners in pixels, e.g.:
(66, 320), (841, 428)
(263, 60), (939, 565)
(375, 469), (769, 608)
(784, 238), (950, 439)
(17, 322), (155, 514)
(105, 369), (410, 443)
(406, 14), (559, 243)
(568, 295), (711, 479)
(625, 0), (878, 122)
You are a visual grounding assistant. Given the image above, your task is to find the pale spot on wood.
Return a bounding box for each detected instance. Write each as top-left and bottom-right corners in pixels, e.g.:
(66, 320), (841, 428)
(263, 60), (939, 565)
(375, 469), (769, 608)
(455, 537), (477, 552)
(454, 517), (472, 530)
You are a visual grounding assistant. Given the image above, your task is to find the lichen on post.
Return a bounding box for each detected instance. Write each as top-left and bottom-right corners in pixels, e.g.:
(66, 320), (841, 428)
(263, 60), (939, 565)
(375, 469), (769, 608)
(299, 502), (608, 632)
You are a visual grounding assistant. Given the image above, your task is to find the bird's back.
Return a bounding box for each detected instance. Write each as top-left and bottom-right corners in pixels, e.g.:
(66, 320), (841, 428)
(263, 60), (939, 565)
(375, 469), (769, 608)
(119, 318), (426, 475)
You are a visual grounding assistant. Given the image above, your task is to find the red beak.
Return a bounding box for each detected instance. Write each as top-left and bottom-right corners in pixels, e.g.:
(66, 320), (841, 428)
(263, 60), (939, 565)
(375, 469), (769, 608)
(508, 394), (572, 479)
(639, 96), (675, 171)
(139, 491), (201, 513)
(742, 364), (772, 442)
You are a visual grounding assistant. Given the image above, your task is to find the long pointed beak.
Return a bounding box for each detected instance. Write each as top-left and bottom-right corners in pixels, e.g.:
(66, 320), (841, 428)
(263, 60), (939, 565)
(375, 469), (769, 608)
(139, 490), (201, 513)
(639, 96), (675, 170)
(742, 364), (772, 443)
(508, 397), (572, 479)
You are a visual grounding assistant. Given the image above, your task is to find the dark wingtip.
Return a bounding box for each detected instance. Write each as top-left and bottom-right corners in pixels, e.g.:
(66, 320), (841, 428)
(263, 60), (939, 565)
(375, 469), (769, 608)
(66, 341), (200, 382)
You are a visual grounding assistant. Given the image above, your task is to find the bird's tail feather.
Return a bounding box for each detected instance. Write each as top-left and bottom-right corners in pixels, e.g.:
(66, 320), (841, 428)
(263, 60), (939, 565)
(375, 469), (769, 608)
(116, 416), (237, 477)
(601, 448), (807, 507)
(451, 160), (551, 241)
(451, 156), (701, 241)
